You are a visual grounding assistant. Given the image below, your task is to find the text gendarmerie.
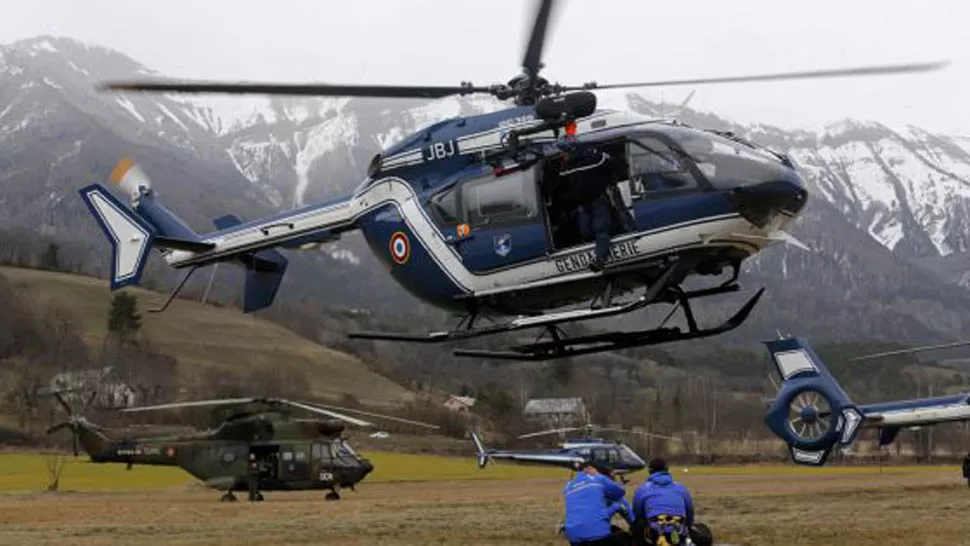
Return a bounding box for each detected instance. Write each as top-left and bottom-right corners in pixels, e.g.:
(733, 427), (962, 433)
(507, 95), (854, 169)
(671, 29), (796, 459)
(554, 240), (641, 273)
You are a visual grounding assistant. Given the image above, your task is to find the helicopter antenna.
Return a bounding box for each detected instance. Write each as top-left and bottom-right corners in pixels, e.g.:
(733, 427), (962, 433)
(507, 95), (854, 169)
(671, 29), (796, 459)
(679, 90), (696, 109)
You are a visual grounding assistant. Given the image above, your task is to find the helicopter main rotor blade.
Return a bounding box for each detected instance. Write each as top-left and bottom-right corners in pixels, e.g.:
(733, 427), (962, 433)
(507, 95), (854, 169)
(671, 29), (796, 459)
(119, 397), (260, 412)
(283, 400), (373, 427)
(101, 80), (494, 99)
(569, 61), (948, 91)
(850, 340), (970, 362)
(308, 403), (440, 430)
(518, 427), (582, 439)
(593, 426), (683, 443)
(521, 0), (556, 77)
(53, 392), (73, 416)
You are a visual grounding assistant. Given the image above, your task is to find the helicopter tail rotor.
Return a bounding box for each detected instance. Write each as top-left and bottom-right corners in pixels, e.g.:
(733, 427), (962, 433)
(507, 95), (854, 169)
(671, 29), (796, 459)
(762, 337), (866, 465)
(47, 391), (101, 457)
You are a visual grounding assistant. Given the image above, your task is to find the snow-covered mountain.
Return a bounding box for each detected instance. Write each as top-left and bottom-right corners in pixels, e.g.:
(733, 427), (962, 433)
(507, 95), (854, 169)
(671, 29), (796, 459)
(3, 35), (970, 343)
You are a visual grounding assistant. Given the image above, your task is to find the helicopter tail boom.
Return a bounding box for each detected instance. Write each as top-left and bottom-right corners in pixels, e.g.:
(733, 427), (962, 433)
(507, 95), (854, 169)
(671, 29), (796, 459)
(80, 160), (359, 312)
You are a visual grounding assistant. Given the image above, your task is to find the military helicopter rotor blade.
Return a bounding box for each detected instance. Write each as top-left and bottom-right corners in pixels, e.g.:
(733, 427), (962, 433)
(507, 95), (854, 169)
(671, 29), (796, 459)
(517, 427), (582, 439)
(53, 392), (73, 416)
(118, 397), (261, 412)
(521, 0), (556, 78)
(282, 400), (374, 427)
(305, 403), (440, 430)
(100, 80), (494, 99)
(566, 61), (948, 92)
(850, 340), (970, 362)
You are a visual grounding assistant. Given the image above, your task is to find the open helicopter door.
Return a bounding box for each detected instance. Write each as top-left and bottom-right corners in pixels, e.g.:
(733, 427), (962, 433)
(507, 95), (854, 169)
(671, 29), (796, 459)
(447, 164), (551, 272)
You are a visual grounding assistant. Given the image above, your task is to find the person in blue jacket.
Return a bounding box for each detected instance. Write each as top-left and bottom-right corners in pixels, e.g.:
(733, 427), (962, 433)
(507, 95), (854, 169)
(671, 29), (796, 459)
(561, 460), (634, 545)
(631, 457), (694, 546)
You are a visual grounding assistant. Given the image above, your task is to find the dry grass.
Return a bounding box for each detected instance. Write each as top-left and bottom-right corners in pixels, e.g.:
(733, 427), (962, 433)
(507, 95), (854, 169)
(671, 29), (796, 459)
(1, 266), (412, 406)
(0, 453), (967, 545)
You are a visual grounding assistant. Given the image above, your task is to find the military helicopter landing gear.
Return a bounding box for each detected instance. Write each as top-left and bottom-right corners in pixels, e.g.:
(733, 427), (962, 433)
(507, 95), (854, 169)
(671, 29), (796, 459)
(220, 491), (238, 502)
(324, 490), (341, 501)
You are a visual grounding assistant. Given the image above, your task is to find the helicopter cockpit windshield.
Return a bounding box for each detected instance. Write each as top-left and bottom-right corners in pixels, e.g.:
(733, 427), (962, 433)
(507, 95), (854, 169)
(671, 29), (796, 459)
(332, 440), (362, 464)
(661, 126), (795, 190)
(617, 444), (646, 468)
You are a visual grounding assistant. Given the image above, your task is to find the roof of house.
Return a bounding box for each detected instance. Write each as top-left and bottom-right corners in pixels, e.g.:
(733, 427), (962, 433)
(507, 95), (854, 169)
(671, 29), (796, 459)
(445, 395), (476, 407)
(523, 397), (586, 415)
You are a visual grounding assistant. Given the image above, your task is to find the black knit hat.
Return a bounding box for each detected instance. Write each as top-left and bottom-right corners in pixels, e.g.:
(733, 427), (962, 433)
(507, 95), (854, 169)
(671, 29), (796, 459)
(648, 457), (668, 474)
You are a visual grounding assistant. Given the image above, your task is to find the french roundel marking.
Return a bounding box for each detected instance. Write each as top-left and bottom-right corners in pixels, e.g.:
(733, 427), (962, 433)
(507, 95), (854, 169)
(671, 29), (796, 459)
(390, 232), (410, 265)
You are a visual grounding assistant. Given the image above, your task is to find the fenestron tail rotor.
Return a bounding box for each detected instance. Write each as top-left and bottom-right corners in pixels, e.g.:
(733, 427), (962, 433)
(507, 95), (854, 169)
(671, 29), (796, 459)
(97, 0), (948, 109)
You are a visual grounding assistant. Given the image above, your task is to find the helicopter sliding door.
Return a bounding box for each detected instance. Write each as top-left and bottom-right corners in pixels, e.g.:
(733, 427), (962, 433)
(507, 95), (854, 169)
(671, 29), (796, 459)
(278, 444), (311, 482)
(445, 166), (550, 272)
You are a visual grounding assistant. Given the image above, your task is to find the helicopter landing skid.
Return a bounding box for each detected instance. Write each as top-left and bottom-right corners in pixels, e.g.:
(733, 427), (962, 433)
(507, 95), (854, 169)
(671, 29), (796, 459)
(454, 286), (763, 360)
(349, 263), (679, 347)
(350, 263), (764, 359)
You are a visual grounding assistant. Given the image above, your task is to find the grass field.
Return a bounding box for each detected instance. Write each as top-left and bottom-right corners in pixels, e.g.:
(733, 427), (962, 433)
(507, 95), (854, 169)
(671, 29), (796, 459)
(0, 266), (413, 407)
(0, 453), (968, 545)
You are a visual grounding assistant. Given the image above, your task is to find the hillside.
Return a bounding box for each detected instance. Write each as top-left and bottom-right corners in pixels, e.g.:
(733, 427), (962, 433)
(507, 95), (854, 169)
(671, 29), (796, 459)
(0, 266), (414, 408)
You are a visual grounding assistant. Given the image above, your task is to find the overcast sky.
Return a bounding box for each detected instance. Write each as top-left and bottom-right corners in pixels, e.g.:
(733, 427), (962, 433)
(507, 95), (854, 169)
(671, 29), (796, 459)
(2, 0), (967, 135)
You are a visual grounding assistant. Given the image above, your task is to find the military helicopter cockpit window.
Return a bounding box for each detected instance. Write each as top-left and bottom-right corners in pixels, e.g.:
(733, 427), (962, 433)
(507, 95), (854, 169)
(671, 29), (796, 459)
(331, 440), (360, 465)
(461, 168), (540, 228)
(627, 137), (699, 197)
(312, 442), (333, 464)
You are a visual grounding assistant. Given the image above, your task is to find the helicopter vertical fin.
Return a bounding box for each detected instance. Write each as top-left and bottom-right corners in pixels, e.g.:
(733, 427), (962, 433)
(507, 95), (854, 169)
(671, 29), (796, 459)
(470, 430), (490, 469)
(211, 214), (289, 313)
(78, 183), (157, 290)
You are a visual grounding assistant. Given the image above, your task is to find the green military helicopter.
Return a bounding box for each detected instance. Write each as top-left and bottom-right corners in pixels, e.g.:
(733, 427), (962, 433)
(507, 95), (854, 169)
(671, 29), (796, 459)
(47, 393), (438, 502)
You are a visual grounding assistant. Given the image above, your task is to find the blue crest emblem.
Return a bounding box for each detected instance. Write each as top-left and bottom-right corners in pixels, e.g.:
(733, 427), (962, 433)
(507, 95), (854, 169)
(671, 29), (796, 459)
(494, 234), (512, 257)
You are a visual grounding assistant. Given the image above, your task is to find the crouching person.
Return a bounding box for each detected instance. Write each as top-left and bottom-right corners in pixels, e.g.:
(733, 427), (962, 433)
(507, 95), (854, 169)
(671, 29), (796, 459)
(631, 458), (695, 546)
(562, 461), (634, 545)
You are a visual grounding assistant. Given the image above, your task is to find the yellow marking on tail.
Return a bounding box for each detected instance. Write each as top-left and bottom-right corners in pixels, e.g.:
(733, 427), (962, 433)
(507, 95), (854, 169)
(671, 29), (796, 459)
(109, 158), (135, 185)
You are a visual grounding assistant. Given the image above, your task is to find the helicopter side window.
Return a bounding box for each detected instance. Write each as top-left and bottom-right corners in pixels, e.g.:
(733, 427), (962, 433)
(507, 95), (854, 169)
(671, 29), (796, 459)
(461, 169), (539, 228)
(312, 443), (333, 464)
(430, 186), (459, 227)
(628, 137), (699, 197)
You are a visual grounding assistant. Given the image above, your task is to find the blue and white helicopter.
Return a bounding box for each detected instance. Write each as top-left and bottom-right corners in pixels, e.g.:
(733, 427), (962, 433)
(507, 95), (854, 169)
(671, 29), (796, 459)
(763, 336), (970, 466)
(79, 0), (945, 360)
(470, 424), (680, 482)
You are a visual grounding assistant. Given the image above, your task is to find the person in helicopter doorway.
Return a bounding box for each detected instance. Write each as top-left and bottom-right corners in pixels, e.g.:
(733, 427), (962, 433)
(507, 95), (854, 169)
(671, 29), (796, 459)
(247, 453), (262, 502)
(552, 129), (618, 272)
(561, 460), (634, 545)
(631, 458), (697, 546)
(962, 452), (970, 488)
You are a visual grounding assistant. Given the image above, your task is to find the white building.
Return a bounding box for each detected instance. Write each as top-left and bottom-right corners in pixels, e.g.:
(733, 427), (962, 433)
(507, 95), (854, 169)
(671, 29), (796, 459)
(443, 395), (476, 413)
(523, 397), (589, 429)
(44, 366), (136, 409)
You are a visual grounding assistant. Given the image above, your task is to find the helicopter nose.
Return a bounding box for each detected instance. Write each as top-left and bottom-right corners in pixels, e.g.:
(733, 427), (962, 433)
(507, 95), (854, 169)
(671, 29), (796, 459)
(730, 179), (808, 228)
